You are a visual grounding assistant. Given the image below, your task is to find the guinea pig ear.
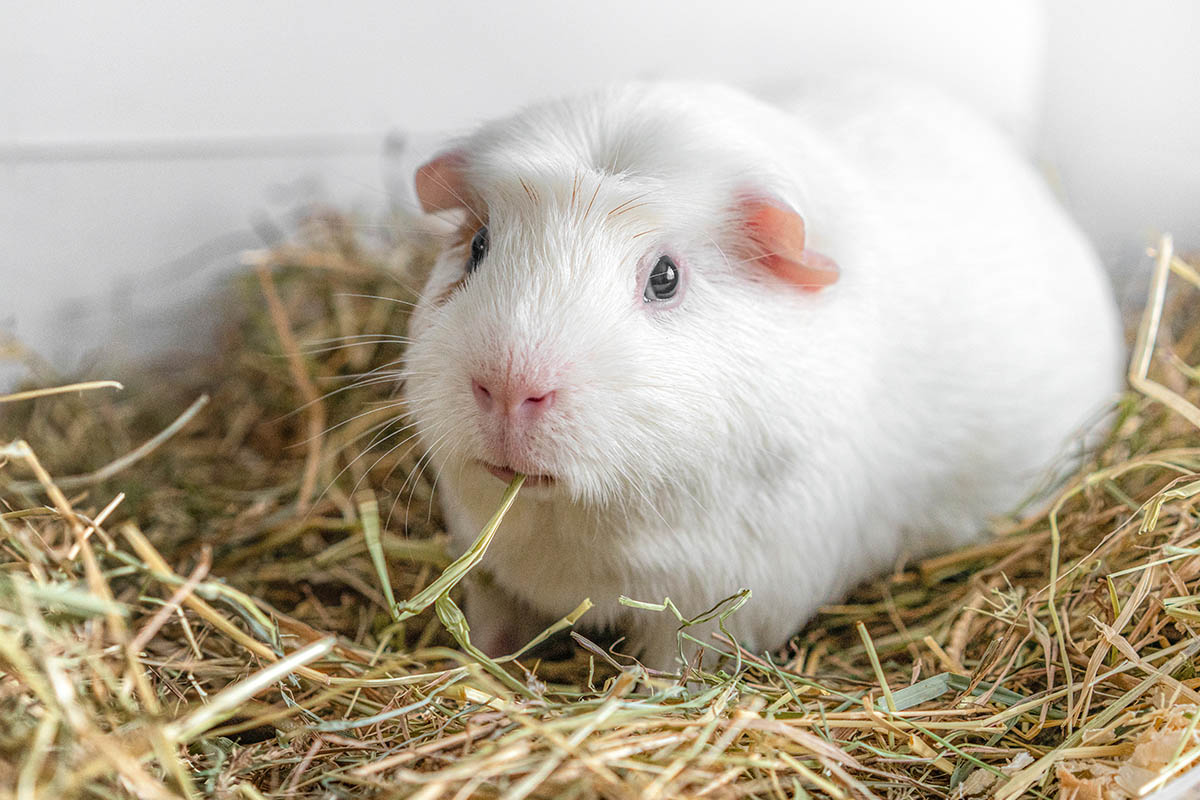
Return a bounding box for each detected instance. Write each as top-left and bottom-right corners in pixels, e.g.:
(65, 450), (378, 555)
(415, 151), (471, 214)
(738, 197), (839, 291)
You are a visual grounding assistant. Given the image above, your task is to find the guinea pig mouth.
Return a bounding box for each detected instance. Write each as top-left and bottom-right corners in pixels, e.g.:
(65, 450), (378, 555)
(478, 461), (557, 488)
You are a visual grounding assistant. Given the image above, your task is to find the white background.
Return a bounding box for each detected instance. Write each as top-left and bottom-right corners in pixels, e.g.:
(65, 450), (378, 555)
(2, 1), (1198, 385)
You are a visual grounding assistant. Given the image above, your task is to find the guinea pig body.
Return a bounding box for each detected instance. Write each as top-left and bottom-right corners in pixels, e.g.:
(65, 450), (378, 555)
(403, 80), (1122, 669)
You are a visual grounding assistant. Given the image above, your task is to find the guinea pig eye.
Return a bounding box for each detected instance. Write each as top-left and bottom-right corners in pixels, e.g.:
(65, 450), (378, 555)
(643, 255), (680, 302)
(466, 226), (489, 273)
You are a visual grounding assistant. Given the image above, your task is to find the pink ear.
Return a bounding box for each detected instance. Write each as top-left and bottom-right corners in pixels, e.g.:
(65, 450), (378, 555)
(415, 151), (470, 213)
(740, 198), (839, 291)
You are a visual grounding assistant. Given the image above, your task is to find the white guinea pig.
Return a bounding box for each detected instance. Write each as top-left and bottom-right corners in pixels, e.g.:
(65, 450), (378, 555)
(402, 79), (1122, 670)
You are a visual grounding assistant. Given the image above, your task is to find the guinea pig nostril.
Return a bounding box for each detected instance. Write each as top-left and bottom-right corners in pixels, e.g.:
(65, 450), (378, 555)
(471, 379), (494, 413)
(518, 390), (556, 417)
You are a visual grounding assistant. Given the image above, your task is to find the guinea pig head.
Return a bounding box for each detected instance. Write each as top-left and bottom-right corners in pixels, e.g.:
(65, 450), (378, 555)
(403, 149), (838, 509)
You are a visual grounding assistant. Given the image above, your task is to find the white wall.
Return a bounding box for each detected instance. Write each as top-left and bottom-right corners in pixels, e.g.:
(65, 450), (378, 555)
(5, 1), (1197, 386)
(1039, 0), (1200, 305)
(4, 1), (1043, 142)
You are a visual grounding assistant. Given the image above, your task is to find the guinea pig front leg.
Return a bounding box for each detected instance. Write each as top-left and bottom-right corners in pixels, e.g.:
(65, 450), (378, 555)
(462, 573), (551, 658)
(626, 618), (696, 674)
(632, 618), (751, 675)
(634, 636), (683, 674)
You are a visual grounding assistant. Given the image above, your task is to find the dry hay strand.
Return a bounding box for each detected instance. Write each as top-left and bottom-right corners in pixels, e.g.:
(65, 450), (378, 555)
(2, 215), (1200, 800)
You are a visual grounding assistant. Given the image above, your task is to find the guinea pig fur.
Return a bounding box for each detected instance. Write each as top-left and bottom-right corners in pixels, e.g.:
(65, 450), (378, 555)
(401, 79), (1123, 670)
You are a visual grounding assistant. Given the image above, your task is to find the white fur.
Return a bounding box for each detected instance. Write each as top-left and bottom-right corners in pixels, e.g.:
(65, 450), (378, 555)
(402, 79), (1123, 669)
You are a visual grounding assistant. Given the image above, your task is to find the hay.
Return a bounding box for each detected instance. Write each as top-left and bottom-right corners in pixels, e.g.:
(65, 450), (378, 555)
(1, 214), (1199, 799)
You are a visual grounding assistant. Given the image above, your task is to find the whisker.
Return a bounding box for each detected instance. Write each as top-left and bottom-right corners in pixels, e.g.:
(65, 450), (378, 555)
(304, 332), (413, 345)
(321, 413), (412, 465)
(333, 421), (425, 504)
(333, 292), (421, 308)
(273, 372), (405, 421)
(405, 433), (459, 531)
(287, 400), (412, 449)
(324, 358), (423, 382)
(390, 428), (456, 532)
(300, 340), (412, 356)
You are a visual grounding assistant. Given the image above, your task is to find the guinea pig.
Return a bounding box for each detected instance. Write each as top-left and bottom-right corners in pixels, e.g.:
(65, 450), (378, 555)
(401, 79), (1122, 670)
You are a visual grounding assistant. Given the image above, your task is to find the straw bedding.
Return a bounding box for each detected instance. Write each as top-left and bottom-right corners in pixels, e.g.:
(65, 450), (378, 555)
(2, 214), (1199, 799)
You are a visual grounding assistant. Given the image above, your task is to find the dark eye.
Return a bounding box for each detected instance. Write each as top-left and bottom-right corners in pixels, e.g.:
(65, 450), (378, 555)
(466, 226), (489, 273)
(643, 255), (680, 302)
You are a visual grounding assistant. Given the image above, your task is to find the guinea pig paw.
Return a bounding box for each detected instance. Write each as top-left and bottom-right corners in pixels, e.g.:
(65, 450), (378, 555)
(463, 577), (550, 659)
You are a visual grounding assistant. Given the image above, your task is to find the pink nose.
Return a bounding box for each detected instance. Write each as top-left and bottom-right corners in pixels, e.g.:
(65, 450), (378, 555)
(472, 378), (556, 421)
